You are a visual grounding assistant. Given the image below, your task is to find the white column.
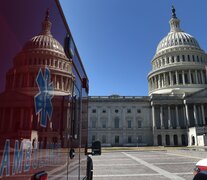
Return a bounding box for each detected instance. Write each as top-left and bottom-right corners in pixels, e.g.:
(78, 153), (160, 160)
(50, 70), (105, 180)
(189, 70), (192, 84)
(201, 104), (206, 125)
(169, 56), (172, 63)
(150, 78), (153, 90)
(169, 72), (172, 86)
(183, 106), (187, 128)
(175, 106), (180, 128)
(195, 70), (198, 84)
(158, 74), (161, 88)
(152, 105), (156, 130)
(155, 76), (158, 88)
(182, 71), (185, 85)
(149, 80), (151, 91)
(175, 71), (178, 84)
(61, 76), (64, 90)
(54, 75), (57, 89)
(201, 70), (204, 84)
(168, 106), (172, 128)
(163, 73), (166, 87)
(160, 106), (163, 128)
(152, 77), (155, 90)
(185, 103), (190, 127)
(193, 105), (198, 126)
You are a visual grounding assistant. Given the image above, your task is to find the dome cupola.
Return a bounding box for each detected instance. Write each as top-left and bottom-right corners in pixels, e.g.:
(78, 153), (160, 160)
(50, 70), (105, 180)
(22, 9), (67, 58)
(5, 10), (75, 96)
(156, 6), (201, 54)
(148, 6), (207, 96)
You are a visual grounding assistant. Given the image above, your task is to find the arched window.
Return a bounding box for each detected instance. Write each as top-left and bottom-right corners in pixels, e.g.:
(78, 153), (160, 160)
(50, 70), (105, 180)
(166, 135), (170, 146)
(174, 135), (178, 146)
(157, 135), (162, 146)
(192, 136), (195, 145)
(181, 134), (186, 146)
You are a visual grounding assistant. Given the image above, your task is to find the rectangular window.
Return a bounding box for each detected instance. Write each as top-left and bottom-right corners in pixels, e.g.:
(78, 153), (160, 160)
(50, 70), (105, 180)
(138, 121), (142, 128)
(191, 72), (196, 84)
(198, 71), (202, 84)
(127, 109), (131, 113)
(128, 136), (132, 143)
(173, 74), (176, 84)
(102, 120), (106, 128)
(162, 59), (165, 65)
(179, 74), (183, 84)
(138, 135), (142, 143)
(114, 118), (119, 128)
(137, 109), (141, 113)
(128, 120), (131, 128)
(92, 109), (96, 113)
(92, 120), (96, 128)
(182, 55), (185, 61)
(115, 136), (119, 144)
(92, 135), (96, 142)
(184, 73), (189, 84)
(171, 56), (174, 63)
(167, 57), (169, 64)
(177, 55), (180, 62)
(188, 55), (190, 61)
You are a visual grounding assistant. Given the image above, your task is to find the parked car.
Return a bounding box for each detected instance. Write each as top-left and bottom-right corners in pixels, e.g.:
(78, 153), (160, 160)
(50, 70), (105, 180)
(194, 159), (207, 176)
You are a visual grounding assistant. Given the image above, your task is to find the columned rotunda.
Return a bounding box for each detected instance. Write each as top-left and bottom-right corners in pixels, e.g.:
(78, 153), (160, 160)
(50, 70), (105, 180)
(0, 11), (74, 147)
(148, 7), (207, 95)
(148, 7), (207, 146)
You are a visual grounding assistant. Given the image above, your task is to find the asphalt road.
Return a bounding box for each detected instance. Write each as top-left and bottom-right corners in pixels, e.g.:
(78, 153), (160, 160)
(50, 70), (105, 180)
(92, 149), (207, 180)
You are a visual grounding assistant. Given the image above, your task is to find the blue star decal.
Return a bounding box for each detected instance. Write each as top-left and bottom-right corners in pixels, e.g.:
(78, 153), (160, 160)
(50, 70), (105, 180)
(34, 68), (54, 128)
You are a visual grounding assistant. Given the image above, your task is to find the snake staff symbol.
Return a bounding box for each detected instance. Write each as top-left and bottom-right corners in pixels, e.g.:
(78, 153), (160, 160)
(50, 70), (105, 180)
(34, 68), (54, 128)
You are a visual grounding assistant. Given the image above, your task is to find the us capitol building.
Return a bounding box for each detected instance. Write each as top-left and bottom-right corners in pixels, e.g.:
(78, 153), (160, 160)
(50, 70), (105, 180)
(88, 7), (207, 147)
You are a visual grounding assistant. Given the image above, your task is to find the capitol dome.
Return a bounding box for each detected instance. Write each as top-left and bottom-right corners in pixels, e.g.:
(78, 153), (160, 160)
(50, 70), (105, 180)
(156, 31), (201, 54)
(22, 11), (67, 58)
(148, 7), (207, 96)
(6, 10), (74, 96)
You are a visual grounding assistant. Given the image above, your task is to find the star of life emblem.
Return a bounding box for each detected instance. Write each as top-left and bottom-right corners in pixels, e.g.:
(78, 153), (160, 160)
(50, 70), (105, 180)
(34, 68), (54, 128)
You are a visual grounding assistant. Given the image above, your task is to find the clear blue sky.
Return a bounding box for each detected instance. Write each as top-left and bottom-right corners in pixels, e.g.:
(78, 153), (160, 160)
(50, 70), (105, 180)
(60, 0), (207, 96)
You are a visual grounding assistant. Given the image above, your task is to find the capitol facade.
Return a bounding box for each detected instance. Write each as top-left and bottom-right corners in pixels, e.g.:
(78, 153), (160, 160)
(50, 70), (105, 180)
(88, 7), (207, 147)
(0, 11), (74, 148)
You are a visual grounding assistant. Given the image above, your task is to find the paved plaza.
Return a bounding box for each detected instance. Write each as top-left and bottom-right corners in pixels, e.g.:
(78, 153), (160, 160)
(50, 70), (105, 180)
(92, 149), (207, 180)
